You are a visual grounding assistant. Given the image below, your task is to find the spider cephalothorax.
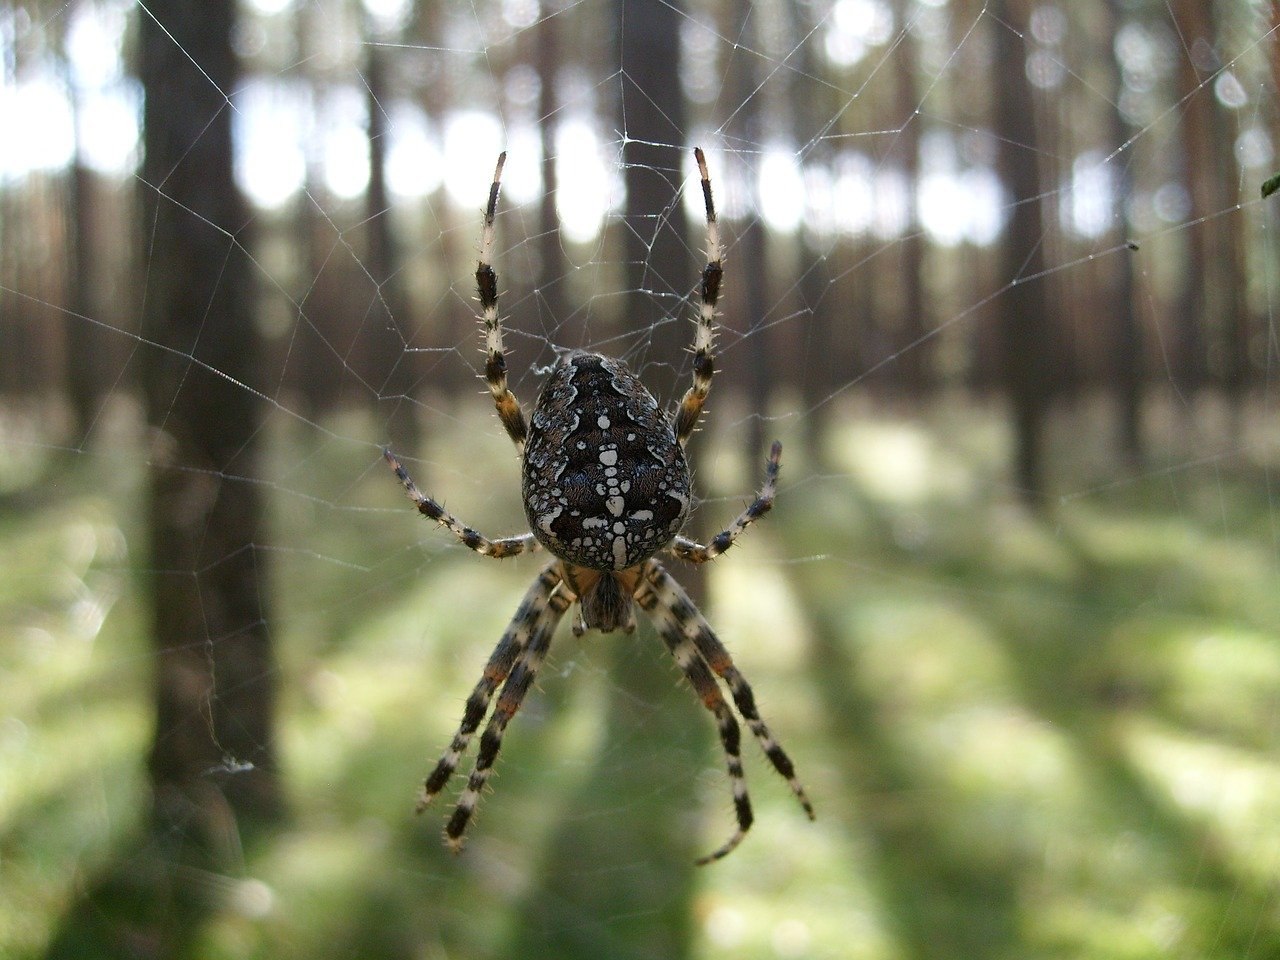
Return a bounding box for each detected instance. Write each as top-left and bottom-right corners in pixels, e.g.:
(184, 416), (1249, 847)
(385, 149), (813, 864)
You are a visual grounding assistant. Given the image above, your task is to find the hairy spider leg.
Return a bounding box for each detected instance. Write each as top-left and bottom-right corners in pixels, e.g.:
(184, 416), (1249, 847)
(476, 152), (529, 454)
(669, 440), (782, 564)
(640, 561), (814, 837)
(673, 147), (722, 448)
(637, 578), (753, 864)
(417, 564), (563, 812)
(444, 583), (571, 852)
(385, 448), (537, 558)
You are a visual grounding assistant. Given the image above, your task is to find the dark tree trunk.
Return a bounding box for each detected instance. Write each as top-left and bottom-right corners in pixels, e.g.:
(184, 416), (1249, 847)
(289, 1), (342, 417)
(64, 156), (108, 438)
(63, 8), (110, 440)
(722, 2), (772, 460)
(139, 0), (282, 868)
(365, 21), (420, 451)
(990, 0), (1053, 505)
(892, 4), (929, 396)
(1105, 0), (1143, 467)
(1169, 0), (1216, 401)
(785, 2), (839, 462)
(617, 0), (693, 401)
(1172, 2), (1248, 410)
(536, 10), (570, 339)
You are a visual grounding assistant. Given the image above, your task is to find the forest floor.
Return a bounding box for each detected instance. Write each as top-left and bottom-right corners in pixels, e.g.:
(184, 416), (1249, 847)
(3, 393), (1279, 960)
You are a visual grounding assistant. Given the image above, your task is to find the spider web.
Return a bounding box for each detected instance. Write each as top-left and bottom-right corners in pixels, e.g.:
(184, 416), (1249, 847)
(4, 0), (1280, 957)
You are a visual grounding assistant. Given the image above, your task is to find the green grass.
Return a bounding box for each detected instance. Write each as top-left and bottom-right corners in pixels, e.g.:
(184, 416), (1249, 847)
(4, 396), (1280, 959)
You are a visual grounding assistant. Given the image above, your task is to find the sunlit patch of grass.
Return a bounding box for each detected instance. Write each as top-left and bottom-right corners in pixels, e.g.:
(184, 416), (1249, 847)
(1123, 716), (1280, 885)
(0, 447), (149, 958)
(697, 882), (898, 960)
(825, 400), (1002, 508)
(0, 701), (146, 958)
(763, 400), (1280, 959)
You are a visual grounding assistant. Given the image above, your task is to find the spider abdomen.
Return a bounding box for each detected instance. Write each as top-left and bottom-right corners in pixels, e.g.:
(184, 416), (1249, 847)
(523, 353), (690, 570)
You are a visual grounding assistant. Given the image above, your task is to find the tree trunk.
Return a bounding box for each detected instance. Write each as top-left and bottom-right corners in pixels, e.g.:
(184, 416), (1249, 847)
(1169, 0), (1226, 402)
(64, 8), (110, 441)
(722, 2), (772, 459)
(365, 19), (420, 451)
(990, 0), (1053, 505)
(64, 156), (108, 438)
(892, 3), (929, 396)
(536, 9), (571, 339)
(617, 0), (693, 402)
(139, 0), (282, 868)
(1105, 0), (1143, 467)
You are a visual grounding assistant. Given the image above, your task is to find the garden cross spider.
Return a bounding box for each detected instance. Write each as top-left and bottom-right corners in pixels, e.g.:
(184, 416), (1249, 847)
(384, 149), (814, 864)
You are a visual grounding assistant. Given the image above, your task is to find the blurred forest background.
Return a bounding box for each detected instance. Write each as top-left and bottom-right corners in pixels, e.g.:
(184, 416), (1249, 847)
(4, 0), (1280, 958)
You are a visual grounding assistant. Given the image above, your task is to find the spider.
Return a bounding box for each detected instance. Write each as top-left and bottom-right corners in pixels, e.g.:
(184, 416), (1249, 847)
(384, 148), (813, 864)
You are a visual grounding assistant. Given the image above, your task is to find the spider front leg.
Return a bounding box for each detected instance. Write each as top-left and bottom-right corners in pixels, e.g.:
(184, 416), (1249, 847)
(669, 440), (781, 564)
(476, 152), (529, 454)
(385, 448), (537, 558)
(673, 147), (722, 448)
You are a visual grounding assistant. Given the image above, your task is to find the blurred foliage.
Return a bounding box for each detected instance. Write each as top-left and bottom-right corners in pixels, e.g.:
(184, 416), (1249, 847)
(3, 396), (1280, 959)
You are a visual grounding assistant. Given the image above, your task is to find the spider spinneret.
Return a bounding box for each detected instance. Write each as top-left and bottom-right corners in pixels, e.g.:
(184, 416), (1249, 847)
(386, 147), (813, 864)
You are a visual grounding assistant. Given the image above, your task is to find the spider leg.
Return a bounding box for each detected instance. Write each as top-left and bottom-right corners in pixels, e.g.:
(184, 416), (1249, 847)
(673, 147), (721, 448)
(417, 564), (562, 812)
(642, 560), (814, 825)
(385, 448), (537, 558)
(669, 440), (781, 564)
(476, 152), (529, 454)
(636, 578), (753, 865)
(443, 578), (571, 853)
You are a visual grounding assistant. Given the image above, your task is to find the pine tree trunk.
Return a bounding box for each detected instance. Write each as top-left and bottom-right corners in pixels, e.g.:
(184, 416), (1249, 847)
(139, 0), (282, 862)
(990, 0), (1053, 505)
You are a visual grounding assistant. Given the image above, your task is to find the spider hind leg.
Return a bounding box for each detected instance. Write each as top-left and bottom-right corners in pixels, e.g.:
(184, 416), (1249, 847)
(416, 565), (569, 854)
(637, 559), (812, 864)
(415, 566), (561, 811)
(443, 591), (566, 850)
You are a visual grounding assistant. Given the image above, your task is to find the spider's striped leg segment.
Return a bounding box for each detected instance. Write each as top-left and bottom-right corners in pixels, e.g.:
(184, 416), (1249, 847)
(476, 152), (529, 454)
(444, 582), (571, 852)
(637, 572), (752, 864)
(669, 440), (781, 564)
(417, 564), (563, 813)
(673, 147), (722, 448)
(385, 448), (537, 558)
(641, 560), (814, 832)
